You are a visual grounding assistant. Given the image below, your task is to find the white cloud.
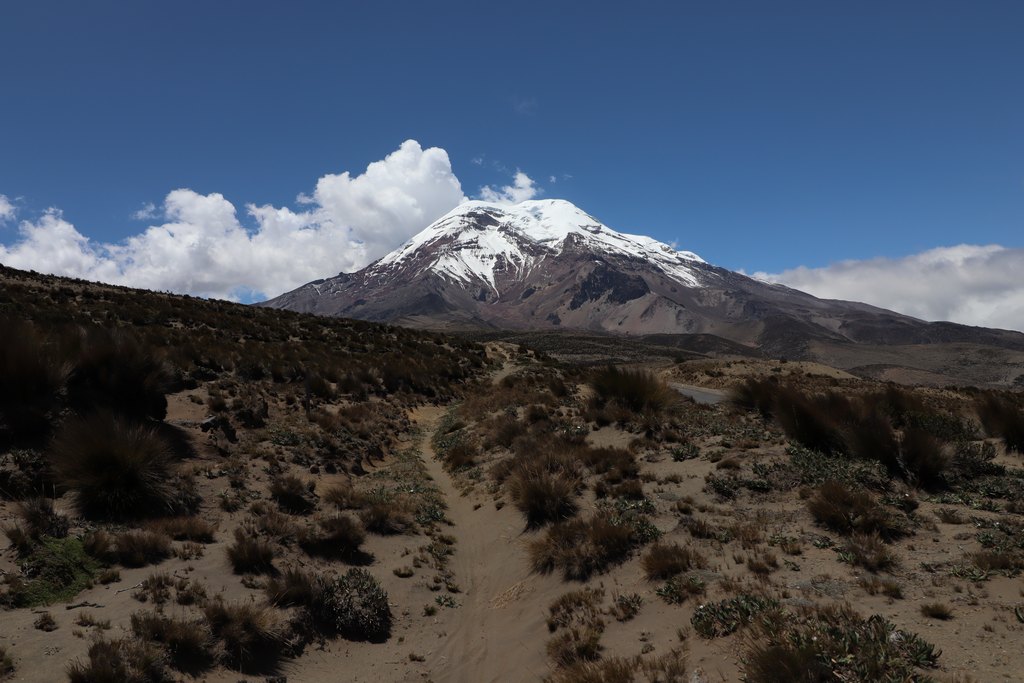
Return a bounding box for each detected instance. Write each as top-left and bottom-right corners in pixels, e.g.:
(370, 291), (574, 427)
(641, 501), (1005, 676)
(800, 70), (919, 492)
(131, 202), (159, 220)
(477, 171), (540, 205)
(0, 194), (15, 223)
(0, 140), (469, 300)
(756, 244), (1024, 331)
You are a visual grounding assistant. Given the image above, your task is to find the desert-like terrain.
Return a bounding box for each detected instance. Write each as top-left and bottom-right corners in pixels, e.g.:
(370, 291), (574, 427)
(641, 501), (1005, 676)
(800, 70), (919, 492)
(2, 265), (1024, 683)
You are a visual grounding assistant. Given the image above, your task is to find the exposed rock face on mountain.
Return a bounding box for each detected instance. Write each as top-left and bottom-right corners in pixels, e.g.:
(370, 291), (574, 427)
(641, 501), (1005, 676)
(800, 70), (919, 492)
(262, 199), (1024, 383)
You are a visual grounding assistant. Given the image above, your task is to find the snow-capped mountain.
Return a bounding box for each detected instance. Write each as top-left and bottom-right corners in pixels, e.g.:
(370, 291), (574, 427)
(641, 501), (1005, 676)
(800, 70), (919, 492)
(262, 199), (1024, 363)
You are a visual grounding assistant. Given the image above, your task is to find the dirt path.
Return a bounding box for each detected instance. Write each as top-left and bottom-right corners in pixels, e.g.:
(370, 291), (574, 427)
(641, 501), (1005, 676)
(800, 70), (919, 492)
(408, 404), (562, 683)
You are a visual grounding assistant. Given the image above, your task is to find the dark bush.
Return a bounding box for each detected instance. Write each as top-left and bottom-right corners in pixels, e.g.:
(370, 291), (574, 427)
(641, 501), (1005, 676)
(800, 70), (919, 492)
(266, 566), (317, 607)
(0, 320), (65, 448)
(16, 497), (69, 539)
(591, 366), (673, 414)
(49, 412), (177, 519)
(507, 466), (580, 528)
(313, 568), (392, 641)
(64, 327), (172, 421)
(977, 393), (1024, 453)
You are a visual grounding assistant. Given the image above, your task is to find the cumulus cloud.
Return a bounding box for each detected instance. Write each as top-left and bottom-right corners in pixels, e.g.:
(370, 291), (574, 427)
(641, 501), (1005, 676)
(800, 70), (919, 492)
(756, 244), (1024, 331)
(0, 140), (470, 300)
(0, 194), (15, 223)
(478, 171), (540, 205)
(131, 202), (159, 220)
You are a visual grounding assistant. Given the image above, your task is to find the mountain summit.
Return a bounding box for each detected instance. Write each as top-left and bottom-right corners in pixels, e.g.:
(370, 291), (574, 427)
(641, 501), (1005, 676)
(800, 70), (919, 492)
(262, 199), (1024, 377)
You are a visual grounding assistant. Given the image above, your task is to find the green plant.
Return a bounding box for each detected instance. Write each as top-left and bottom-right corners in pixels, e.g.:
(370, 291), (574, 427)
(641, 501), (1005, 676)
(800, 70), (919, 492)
(692, 595), (779, 638)
(3, 536), (99, 607)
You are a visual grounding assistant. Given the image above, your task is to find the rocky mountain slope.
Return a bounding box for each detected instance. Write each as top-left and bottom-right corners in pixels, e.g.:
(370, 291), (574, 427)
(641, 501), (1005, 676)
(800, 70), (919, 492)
(263, 199), (1024, 385)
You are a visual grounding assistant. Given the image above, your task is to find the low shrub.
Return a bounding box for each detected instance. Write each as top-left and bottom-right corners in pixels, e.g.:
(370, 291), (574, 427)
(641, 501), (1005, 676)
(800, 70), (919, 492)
(313, 568), (392, 641)
(741, 603), (939, 682)
(359, 501), (415, 535)
(2, 536), (99, 607)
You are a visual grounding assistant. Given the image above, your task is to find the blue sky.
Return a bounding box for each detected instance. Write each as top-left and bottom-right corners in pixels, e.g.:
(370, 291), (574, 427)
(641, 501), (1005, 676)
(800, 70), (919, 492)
(2, 1), (1023, 327)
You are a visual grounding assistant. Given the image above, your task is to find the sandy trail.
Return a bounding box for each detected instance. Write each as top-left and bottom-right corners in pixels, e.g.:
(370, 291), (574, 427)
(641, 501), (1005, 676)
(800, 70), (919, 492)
(409, 403), (560, 683)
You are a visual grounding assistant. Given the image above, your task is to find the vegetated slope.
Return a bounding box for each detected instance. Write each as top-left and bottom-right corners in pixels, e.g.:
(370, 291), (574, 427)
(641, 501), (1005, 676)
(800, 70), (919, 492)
(0, 264), (492, 682)
(262, 199), (1024, 387)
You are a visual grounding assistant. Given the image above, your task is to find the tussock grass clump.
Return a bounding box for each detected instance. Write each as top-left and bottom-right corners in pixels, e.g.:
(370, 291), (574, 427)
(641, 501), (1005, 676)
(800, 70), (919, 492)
(359, 499), (416, 535)
(313, 568), (392, 641)
(807, 480), (904, 540)
(130, 611), (216, 674)
(590, 365), (674, 415)
(66, 638), (172, 683)
(977, 393), (1024, 453)
(203, 600), (286, 671)
(265, 566), (317, 607)
(842, 533), (898, 573)
(110, 530), (172, 568)
(322, 481), (366, 510)
(508, 466), (580, 528)
(642, 543), (706, 581)
(546, 626), (603, 668)
(530, 514), (653, 581)
(226, 529), (276, 574)
(16, 497), (69, 540)
(146, 516), (215, 542)
(920, 602), (953, 620)
(546, 588), (605, 632)
(269, 474), (317, 515)
(49, 412), (179, 519)
(299, 514), (366, 560)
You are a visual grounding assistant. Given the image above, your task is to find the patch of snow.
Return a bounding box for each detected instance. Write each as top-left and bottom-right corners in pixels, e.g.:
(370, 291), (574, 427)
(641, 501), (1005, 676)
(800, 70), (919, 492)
(371, 199), (705, 288)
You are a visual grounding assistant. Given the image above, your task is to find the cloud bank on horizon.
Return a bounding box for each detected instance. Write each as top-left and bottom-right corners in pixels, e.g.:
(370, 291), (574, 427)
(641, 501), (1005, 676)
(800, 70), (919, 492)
(0, 140), (1021, 331)
(756, 245), (1024, 332)
(0, 140), (540, 302)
